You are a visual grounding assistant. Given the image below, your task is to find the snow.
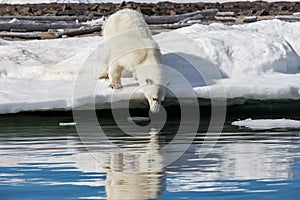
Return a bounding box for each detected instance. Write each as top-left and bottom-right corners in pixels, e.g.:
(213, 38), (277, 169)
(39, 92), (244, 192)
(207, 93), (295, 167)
(0, 20), (300, 114)
(160, 20), (300, 99)
(232, 118), (300, 130)
(2, 0), (300, 4)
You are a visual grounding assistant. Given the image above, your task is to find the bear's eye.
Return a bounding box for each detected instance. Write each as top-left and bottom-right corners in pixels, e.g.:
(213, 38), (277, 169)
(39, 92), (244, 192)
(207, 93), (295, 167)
(153, 98), (158, 101)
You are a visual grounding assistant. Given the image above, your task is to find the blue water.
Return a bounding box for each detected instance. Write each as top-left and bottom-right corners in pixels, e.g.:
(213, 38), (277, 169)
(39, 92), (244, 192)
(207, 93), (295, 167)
(0, 112), (300, 200)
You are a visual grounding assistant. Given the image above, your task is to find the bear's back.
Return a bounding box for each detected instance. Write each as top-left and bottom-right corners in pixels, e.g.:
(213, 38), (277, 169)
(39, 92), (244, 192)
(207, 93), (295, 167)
(103, 9), (152, 40)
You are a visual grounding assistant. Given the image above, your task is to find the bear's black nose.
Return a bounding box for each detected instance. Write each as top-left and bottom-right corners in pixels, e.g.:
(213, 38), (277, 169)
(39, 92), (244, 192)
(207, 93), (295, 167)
(153, 98), (158, 101)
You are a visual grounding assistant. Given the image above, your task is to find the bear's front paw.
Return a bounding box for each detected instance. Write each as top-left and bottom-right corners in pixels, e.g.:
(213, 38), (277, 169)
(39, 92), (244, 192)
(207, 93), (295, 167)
(99, 73), (109, 80)
(108, 83), (123, 89)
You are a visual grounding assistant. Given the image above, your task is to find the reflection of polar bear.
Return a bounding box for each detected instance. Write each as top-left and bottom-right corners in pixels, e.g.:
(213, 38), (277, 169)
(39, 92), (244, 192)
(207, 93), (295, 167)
(99, 9), (168, 113)
(105, 129), (165, 200)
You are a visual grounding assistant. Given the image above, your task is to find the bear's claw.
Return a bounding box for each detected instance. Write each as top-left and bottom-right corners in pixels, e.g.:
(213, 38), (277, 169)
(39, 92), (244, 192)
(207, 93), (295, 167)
(108, 83), (123, 89)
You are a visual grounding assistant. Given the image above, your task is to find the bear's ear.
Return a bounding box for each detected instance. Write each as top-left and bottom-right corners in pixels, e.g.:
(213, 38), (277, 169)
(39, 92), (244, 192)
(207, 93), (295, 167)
(146, 78), (154, 85)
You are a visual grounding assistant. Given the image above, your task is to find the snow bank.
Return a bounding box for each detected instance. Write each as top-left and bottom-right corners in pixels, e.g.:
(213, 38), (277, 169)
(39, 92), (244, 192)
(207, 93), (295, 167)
(232, 118), (300, 130)
(0, 20), (300, 114)
(164, 20), (300, 99)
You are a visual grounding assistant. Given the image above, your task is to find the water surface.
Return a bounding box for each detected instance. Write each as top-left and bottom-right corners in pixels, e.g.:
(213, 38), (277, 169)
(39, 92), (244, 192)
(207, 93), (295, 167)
(0, 111), (300, 200)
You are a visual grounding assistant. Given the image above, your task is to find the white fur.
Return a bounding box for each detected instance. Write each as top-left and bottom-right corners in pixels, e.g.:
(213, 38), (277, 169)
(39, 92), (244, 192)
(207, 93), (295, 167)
(100, 9), (167, 113)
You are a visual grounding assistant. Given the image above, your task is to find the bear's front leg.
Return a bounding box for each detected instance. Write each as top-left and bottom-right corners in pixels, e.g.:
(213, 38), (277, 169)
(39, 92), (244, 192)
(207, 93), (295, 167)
(108, 64), (123, 89)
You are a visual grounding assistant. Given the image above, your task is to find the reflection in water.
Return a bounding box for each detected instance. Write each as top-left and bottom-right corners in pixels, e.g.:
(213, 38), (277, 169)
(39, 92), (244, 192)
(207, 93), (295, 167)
(0, 119), (300, 199)
(104, 129), (164, 200)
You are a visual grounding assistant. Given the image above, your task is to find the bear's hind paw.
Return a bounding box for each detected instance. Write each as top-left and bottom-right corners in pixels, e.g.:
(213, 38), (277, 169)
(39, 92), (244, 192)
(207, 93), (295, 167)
(99, 73), (109, 80)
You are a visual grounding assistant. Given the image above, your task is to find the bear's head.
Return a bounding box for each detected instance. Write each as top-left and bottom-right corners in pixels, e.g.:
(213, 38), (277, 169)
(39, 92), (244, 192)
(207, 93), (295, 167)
(142, 79), (168, 113)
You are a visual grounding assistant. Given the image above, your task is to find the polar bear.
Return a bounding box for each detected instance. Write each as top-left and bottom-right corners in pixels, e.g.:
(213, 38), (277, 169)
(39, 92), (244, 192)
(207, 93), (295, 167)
(99, 9), (168, 113)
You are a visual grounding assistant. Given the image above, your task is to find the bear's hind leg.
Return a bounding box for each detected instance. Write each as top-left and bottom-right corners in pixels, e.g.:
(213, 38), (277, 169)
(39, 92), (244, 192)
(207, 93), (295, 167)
(132, 70), (138, 81)
(99, 52), (110, 79)
(108, 64), (124, 89)
(99, 65), (109, 79)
